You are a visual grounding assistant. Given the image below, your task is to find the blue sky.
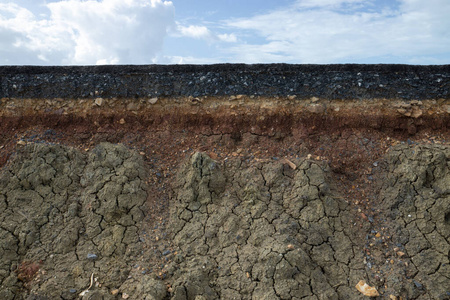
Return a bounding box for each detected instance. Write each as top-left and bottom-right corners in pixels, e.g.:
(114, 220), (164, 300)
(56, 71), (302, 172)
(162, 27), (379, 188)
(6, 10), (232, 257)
(0, 0), (449, 65)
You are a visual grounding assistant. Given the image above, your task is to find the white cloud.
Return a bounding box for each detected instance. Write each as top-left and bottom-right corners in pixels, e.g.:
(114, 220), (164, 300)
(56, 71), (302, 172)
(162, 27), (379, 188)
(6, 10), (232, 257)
(294, 0), (365, 9)
(0, 0), (175, 65)
(177, 25), (211, 39)
(2, 4), (73, 63)
(175, 23), (237, 43)
(223, 0), (450, 64)
(217, 33), (237, 43)
(1, 0), (448, 65)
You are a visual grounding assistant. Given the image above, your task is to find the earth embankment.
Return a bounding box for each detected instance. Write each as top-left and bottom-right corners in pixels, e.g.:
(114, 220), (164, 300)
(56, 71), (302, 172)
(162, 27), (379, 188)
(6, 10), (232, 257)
(0, 64), (449, 299)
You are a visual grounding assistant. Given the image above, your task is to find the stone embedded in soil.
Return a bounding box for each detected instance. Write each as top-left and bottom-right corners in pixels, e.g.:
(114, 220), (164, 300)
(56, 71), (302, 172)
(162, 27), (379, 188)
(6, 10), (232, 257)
(87, 254), (98, 260)
(149, 97), (159, 104)
(94, 98), (103, 106)
(355, 280), (380, 297)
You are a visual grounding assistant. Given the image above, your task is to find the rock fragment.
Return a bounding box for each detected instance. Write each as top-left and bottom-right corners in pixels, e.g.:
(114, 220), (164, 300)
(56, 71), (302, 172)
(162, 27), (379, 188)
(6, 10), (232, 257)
(87, 253), (98, 260)
(355, 280), (380, 297)
(396, 251), (405, 257)
(94, 98), (103, 106)
(148, 97), (158, 104)
(111, 289), (119, 295)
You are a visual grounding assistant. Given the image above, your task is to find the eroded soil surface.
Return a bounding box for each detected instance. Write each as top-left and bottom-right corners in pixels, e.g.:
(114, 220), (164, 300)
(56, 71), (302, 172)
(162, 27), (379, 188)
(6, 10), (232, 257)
(0, 97), (449, 299)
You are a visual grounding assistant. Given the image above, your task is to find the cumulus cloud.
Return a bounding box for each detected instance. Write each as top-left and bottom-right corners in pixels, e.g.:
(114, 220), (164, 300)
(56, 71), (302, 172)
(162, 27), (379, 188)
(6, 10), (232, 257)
(0, 3), (68, 64)
(1, 0), (448, 65)
(224, 0), (450, 64)
(0, 0), (175, 65)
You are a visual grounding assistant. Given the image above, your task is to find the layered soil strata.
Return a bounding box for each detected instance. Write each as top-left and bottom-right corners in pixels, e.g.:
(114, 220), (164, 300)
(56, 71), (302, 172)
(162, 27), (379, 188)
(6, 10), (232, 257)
(0, 64), (449, 299)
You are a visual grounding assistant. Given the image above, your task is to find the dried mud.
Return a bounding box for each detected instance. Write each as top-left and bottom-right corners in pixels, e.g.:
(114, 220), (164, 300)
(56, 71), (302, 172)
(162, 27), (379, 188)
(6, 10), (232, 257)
(0, 135), (448, 299)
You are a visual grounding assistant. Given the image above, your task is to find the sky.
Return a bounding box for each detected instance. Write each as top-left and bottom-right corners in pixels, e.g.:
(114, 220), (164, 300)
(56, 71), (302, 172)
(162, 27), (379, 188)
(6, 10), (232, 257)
(0, 0), (449, 65)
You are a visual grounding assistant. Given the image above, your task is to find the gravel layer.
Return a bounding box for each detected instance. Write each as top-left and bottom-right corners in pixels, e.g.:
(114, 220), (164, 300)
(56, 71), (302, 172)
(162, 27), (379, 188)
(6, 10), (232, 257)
(1, 64), (449, 100)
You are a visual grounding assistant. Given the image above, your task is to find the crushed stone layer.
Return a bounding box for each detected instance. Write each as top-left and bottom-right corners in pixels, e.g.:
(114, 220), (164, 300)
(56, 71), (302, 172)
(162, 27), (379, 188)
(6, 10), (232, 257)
(1, 64), (450, 99)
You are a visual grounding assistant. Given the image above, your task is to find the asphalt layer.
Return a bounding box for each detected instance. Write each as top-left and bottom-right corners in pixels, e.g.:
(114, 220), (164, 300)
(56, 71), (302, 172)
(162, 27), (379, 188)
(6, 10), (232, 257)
(1, 64), (450, 99)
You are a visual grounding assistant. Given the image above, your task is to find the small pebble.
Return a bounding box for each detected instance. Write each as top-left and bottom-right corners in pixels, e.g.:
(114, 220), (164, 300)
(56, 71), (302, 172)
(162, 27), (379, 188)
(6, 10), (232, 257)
(111, 289), (119, 295)
(94, 98), (103, 106)
(413, 280), (423, 289)
(69, 288), (77, 293)
(87, 253), (98, 260)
